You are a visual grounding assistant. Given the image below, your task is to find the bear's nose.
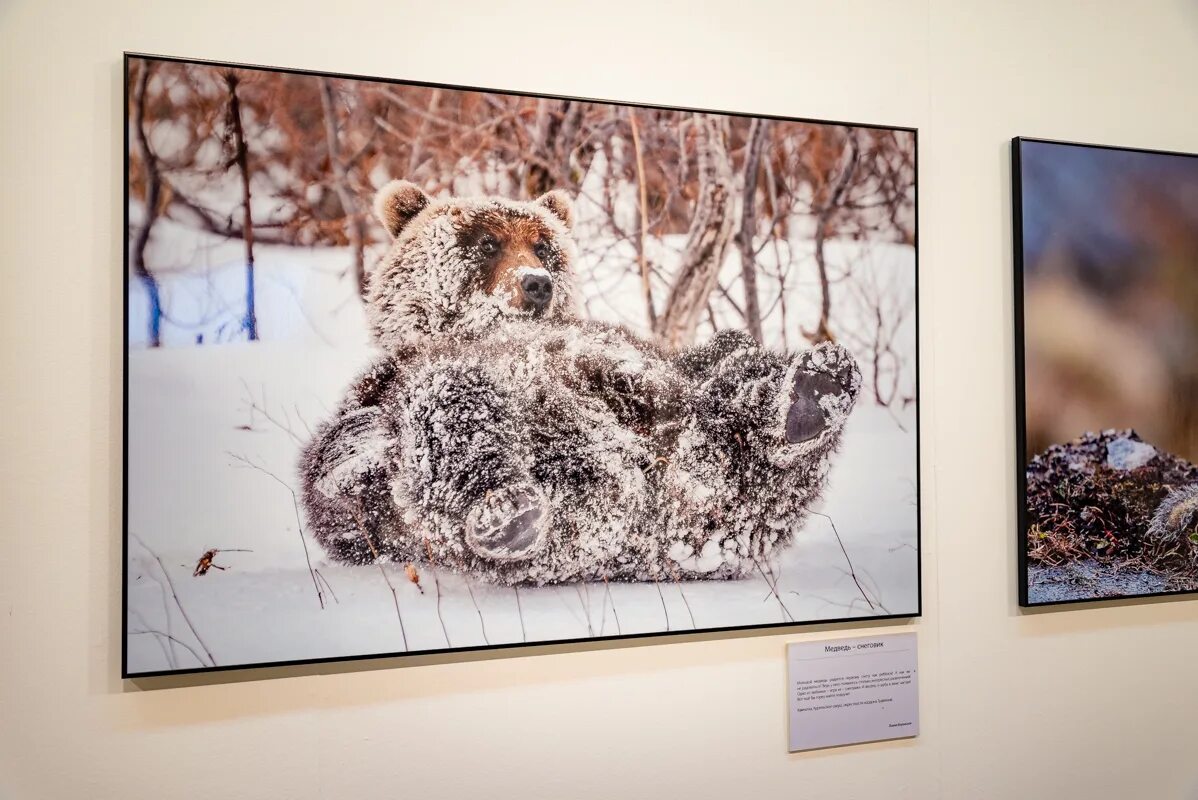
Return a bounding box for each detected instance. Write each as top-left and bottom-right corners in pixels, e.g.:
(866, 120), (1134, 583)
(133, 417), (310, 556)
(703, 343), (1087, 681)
(520, 272), (553, 311)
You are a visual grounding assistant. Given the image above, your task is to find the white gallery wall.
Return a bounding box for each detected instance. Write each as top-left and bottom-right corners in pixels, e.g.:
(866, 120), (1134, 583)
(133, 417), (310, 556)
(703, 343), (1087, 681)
(1, 0), (1196, 797)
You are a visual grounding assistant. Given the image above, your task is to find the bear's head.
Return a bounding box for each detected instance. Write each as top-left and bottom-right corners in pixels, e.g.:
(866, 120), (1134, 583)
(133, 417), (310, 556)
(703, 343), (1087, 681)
(366, 181), (581, 350)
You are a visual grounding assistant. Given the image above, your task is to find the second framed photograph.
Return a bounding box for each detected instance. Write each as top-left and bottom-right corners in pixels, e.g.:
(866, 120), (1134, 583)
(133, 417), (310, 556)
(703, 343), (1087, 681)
(124, 53), (921, 677)
(1014, 137), (1198, 606)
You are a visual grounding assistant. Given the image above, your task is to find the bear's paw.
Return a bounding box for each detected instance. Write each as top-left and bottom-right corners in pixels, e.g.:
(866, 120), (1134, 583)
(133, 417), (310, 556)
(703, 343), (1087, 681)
(783, 343), (860, 445)
(465, 484), (549, 561)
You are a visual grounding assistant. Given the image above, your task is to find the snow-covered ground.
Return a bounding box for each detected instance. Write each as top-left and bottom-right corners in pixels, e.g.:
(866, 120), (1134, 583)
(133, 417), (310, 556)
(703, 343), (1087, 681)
(125, 340), (917, 673)
(125, 219), (919, 674)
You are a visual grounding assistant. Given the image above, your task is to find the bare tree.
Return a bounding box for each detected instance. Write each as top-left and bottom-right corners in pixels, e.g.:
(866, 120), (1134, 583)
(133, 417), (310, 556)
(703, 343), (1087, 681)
(131, 61), (164, 347)
(223, 72), (258, 341)
(737, 118), (770, 343)
(125, 61), (917, 400)
(524, 99), (576, 198)
(405, 88), (441, 178)
(320, 78), (368, 297)
(656, 114), (737, 348)
(840, 254), (915, 410)
(806, 128), (860, 343)
(627, 108), (658, 330)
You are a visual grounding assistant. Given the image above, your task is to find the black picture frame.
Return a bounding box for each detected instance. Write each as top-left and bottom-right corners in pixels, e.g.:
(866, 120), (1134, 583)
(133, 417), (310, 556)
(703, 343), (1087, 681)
(122, 52), (923, 679)
(1013, 135), (1198, 608)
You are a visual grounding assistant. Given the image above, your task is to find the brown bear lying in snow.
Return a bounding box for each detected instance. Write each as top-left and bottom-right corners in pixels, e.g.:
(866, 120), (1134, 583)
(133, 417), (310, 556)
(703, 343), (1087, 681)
(298, 181), (861, 585)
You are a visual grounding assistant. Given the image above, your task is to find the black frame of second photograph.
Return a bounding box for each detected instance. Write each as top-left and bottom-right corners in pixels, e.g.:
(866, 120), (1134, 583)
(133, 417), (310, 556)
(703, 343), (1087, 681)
(1013, 135), (1198, 608)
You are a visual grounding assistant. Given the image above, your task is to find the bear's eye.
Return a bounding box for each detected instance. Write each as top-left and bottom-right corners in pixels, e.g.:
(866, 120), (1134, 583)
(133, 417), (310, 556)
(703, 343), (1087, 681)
(478, 236), (499, 256)
(533, 239), (552, 261)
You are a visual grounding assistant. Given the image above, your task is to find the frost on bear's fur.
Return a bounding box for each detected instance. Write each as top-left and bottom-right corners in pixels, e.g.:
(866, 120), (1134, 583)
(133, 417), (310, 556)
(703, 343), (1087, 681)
(298, 181), (862, 586)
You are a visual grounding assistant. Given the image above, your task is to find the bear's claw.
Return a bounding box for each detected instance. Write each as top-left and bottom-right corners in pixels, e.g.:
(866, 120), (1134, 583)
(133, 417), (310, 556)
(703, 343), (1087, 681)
(465, 486), (549, 561)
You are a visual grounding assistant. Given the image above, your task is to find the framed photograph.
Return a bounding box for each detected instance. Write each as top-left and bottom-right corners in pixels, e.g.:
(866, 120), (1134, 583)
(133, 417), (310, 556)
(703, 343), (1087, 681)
(1014, 137), (1198, 606)
(123, 53), (921, 677)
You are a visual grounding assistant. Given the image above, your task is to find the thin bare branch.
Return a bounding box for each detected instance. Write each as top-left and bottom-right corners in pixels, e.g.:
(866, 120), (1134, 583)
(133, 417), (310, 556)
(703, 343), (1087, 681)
(514, 586), (527, 643)
(228, 452), (324, 609)
(603, 577), (622, 636)
(811, 511), (876, 611)
(131, 533), (216, 666)
(627, 108), (658, 329)
(464, 582), (491, 645)
(131, 611), (175, 669)
(575, 584), (595, 637)
(129, 629), (210, 669)
(653, 579), (672, 631)
(313, 569), (339, 604)
(753, 557), (794, 622)
(737, 118), (770, 342)
(346, 506), (408, 650)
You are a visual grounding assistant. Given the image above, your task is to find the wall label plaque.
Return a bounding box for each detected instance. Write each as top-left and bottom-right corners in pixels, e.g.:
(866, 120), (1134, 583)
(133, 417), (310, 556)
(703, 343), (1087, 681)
(787, 632), (918, 751)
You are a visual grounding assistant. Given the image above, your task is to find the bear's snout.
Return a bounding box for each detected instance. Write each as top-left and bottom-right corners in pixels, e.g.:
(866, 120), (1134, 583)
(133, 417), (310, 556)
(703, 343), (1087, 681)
(519, 268), (553, 314)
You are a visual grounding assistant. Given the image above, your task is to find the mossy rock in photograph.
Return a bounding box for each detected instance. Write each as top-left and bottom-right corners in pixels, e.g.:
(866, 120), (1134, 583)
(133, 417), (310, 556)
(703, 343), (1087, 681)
(1026, 429), (1198, 568)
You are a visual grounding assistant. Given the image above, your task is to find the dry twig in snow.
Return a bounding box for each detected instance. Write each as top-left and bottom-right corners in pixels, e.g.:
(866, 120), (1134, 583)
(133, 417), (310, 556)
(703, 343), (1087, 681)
(753, 557), (794, 622)
(653, 579), (672, 631)
(228, 452), (325, 610)
(812, 511), (877, 611)
(131, 533), (216, 667)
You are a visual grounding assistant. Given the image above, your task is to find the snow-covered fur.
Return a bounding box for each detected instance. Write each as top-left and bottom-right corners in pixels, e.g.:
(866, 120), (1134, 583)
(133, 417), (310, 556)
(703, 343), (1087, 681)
(299, 182), (861, 585)
(1148, 483), (1198, 550)
(366, 179), (581, 351)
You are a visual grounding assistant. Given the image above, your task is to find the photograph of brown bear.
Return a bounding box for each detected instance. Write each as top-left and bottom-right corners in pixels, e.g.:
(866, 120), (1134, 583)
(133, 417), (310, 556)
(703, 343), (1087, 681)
(1015, 138), (1198, 606)
(299, 180), (861, 585)
(124, 54), (919, 676)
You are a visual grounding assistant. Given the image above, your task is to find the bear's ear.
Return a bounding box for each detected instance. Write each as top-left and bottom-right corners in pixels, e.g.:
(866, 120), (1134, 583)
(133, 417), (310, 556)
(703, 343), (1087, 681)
(374, 180), (431, 239)
(535, 189), (574, 231)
